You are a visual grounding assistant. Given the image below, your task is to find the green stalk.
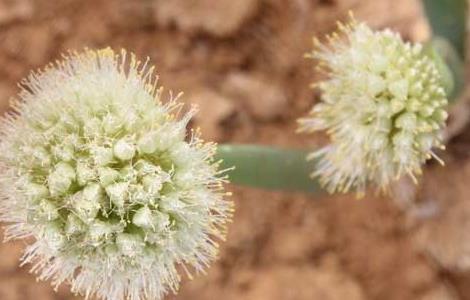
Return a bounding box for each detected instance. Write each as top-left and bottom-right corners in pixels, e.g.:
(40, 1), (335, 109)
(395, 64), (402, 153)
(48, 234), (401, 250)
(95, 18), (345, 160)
(422, 0), (467, 58)
(216, 144), (321, 193)
(422, 0), (466, 101)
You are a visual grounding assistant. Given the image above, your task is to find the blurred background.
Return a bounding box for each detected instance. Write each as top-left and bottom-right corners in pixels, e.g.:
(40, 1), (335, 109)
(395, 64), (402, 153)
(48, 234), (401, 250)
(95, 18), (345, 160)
(0, 0), (470, 299)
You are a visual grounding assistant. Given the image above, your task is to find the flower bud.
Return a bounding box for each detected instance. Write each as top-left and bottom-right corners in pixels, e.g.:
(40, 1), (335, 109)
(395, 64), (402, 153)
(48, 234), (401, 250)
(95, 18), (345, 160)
(76, 162), (96, 186)
(105, 182), (128, 209)
(113, 139), (136, 161)
(48, 167), (73, 196)
(92, 146), (114, 166)
(116, 233), (144, 257)
(98, 167), (120, 187)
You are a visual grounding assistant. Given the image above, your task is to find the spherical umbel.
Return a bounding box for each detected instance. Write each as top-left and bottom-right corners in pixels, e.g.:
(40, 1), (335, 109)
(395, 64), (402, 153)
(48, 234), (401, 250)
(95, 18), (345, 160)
(0, 48), (233, 300)
(298, 18), (448, 196)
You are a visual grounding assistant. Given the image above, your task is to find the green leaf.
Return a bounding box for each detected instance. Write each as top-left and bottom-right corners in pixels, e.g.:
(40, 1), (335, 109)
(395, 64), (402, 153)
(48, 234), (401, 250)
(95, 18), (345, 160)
(215, 144), (322, 193)
(422, 0), (467, 58)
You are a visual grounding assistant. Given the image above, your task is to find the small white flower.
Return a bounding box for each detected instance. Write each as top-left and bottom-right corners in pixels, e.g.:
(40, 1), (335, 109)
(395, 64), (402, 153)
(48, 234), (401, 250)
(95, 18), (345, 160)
(299, 18), (448, 196)
(0, 48), (233, 300)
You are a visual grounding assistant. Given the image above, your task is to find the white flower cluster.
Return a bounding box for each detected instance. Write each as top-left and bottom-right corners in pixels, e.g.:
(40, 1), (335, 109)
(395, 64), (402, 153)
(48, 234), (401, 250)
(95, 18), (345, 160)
(299, 19), (448, 196)
(0, 49), (233, 300)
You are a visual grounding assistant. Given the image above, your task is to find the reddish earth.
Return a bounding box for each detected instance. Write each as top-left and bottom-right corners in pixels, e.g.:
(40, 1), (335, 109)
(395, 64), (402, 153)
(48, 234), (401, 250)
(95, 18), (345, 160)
(0, 0), (469, 299)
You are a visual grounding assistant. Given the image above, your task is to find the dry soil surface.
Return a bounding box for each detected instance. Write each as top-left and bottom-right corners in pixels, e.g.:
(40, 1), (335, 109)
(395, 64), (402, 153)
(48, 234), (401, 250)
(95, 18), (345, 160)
(0, 0), (469, 300)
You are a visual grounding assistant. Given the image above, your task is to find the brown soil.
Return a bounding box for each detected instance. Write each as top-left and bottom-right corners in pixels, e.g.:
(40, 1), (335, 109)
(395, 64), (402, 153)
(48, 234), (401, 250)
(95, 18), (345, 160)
(0, 0), (469, 299)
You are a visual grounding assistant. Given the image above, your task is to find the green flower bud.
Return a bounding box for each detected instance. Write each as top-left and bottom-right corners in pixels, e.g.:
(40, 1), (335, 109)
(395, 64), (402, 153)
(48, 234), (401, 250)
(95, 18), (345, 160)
(113, 139), (136, 161)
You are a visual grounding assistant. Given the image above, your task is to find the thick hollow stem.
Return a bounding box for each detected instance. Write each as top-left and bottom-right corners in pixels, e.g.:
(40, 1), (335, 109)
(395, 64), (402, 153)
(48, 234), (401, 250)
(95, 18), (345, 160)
(216, 144), (322, 193)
